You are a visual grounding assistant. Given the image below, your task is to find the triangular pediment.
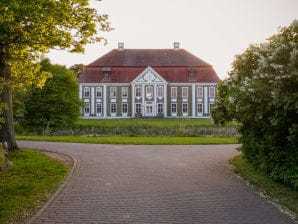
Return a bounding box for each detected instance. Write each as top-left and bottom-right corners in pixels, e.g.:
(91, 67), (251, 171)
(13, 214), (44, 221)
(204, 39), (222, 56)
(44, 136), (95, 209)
(131, 66), (167, 84)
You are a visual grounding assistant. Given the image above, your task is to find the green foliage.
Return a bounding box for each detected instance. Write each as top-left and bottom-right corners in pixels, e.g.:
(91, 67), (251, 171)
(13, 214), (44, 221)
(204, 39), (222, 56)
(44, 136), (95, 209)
(21, 59), (83, 132)
(231, 155), (298, 216)
(0, 149), (68, 223)
(69, 64), (84, 78)
(0, 0), (111, 149)
(212, 20), (298, 188)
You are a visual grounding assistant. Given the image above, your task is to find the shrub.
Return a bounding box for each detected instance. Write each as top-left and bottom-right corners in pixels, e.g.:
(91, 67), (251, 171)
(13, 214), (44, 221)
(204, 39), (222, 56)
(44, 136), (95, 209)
(212, 20), (298, 188)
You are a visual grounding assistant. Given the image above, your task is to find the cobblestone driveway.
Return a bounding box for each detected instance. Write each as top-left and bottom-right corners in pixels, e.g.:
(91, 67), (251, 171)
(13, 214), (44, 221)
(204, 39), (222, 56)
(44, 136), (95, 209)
(19, 141), (295, 224)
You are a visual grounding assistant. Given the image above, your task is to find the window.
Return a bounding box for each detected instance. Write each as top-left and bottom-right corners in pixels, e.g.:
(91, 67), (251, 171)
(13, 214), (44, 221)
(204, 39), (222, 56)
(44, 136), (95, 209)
(96, 103), (102, 114)
(182, 87), (188, 98)
(197, 86), (203, 97)
(121, 87), (128, 98)
(103, 72), (109, 81)
(157, 86), (163, 98)
(84, 103), (90, 114)
(209, 86), (215, 97)
(157, 103), (163, 113)
(171, 103), (177, 113)
(135, 86), (141, 98)
(209, 103), (215, 113)
(84, 87), (90, 98)
(197, 103), (203, 113)
(110, 103), (117, 114)
(146, 86), (153, 99)
(135, 103), (141, 113)
(110, 87), (117, 98)
(189, 72), (196, 81)
(96, 87), (102, 98)
(171, 87), (177, 98)
(122, 103), (128, 114)
(182, 103), (188, 114)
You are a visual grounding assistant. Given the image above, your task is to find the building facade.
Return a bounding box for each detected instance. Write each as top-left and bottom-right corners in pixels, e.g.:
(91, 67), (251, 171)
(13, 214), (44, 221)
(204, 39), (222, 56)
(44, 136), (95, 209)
(79, 43), (220, 118)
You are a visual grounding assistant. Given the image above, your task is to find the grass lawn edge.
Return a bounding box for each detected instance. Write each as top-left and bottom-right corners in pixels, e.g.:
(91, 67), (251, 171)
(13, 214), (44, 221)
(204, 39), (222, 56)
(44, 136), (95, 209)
(0, 149), (74, 224)
(16, 135), (238, 145)
(230, 154), (298, 221)
(28, 150), (77, 224)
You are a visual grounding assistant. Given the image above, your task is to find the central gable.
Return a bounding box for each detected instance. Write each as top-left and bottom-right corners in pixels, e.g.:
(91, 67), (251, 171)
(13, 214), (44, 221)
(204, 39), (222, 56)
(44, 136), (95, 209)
(131, 66), (167, 84)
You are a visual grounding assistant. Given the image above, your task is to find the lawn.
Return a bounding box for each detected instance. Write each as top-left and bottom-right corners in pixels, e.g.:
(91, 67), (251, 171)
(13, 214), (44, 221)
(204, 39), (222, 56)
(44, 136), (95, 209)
(231, 155), (298, 218)
(75, 118), (218, 128)
(0, 149), (69, 224)
(17, 135), (238, 145)
(23, 118), (238, 137)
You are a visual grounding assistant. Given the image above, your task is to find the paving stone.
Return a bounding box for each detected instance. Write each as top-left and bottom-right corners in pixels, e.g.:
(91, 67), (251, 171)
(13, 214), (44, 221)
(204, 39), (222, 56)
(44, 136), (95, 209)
(19, 141), (296, 224)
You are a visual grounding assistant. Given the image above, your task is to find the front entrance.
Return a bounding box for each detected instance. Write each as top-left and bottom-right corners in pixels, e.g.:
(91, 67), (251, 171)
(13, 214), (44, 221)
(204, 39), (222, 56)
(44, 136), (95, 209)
(144, 102), (154, 117)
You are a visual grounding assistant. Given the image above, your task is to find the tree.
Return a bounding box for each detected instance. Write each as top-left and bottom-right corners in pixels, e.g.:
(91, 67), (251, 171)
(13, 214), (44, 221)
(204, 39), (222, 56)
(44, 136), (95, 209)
(0, 0), (111, 150)
(22, 59), (82, 133)
(212, 20), (298, 188)
(69, 64), (84, 78)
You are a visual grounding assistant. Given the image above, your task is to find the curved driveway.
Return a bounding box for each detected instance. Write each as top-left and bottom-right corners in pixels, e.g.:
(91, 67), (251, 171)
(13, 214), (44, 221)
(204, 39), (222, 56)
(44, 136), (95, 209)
(19, 141), (295, 224)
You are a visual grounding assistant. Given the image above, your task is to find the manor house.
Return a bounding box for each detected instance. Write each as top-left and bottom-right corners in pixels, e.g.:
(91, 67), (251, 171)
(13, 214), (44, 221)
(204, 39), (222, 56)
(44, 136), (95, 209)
(79, 43), (220, 118)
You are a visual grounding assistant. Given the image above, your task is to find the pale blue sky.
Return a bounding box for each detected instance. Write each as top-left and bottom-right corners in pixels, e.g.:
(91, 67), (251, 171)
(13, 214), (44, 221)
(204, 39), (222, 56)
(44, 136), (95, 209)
(47, 0), (298, 79)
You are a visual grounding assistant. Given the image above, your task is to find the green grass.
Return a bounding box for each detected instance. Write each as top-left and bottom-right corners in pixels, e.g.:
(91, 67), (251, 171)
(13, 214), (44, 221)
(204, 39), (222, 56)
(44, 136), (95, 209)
(231, 155), (298, 218)
(0, 149), (69, 224)
(17, 135), (238, 145)
(75, 118), (216, 128)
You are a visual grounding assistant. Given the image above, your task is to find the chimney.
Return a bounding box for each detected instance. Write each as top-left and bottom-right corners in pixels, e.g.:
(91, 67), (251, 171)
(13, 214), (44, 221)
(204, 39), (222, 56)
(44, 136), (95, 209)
(118, 42), (124, 51)
(173, 42), (180, 50)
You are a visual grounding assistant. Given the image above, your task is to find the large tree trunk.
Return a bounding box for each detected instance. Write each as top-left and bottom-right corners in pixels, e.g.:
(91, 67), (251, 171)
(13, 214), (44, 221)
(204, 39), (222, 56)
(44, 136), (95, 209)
(0, 51), (19, 150)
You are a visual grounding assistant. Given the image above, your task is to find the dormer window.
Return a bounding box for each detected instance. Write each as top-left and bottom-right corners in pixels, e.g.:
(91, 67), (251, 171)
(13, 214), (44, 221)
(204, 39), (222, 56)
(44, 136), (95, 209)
(102, 67), (111, 81)
(188, 67), (196, 81)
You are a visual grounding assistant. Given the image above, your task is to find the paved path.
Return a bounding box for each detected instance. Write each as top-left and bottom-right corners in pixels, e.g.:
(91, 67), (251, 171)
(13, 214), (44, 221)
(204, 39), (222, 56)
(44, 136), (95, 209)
(19, 141), (295, 224)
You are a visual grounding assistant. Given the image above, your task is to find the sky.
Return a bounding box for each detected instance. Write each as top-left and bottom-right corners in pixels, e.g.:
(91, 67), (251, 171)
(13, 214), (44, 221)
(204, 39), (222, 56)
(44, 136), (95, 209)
(47, 0), (298, 79)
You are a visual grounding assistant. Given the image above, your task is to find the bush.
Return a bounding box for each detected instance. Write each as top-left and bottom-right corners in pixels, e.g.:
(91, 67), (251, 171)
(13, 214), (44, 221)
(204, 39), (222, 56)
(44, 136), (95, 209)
(212, 20), (298, 188)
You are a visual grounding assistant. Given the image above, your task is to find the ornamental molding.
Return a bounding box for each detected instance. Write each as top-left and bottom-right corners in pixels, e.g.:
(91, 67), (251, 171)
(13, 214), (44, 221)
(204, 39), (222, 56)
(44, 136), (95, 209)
(131, 66), (167, 84)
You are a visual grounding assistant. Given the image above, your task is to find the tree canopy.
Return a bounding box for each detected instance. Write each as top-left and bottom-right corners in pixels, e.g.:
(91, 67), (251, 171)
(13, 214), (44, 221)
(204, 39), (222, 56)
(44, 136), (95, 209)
(212, 20), (298, 188)
(0, 0), (111, 149)
(21, 59), (82, 133)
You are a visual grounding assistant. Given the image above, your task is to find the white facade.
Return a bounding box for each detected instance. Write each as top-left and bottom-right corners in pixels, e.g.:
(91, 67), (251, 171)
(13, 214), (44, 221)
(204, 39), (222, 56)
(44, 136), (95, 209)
(80, 67), (217, 118)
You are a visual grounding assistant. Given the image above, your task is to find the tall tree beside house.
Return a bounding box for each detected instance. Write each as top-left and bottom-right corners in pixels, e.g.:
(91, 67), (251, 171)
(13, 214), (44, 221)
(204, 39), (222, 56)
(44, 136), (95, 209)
(69, 64), (84, 78)
(0, 0), (111, 150)
(212, 20), (298, 188)
(22, 59), (82, 133)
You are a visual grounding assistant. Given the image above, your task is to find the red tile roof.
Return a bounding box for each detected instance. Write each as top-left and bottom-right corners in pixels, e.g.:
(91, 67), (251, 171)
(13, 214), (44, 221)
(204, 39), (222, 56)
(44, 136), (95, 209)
(79, 49), (220, 83)
(87, 49), (211, 67)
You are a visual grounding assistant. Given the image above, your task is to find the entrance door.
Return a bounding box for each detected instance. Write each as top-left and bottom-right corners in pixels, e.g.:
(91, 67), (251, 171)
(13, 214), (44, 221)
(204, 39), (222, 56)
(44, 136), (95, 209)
(145, 102), (154, 117)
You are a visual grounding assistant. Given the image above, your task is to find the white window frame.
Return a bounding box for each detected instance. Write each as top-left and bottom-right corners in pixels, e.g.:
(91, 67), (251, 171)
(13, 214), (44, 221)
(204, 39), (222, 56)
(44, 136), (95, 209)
(84, 103), (90, 116)
(110, 103), (117, 116)
(96, 87), (102, 98)
(84, 87), (90, 98)
(182, 103), (188, 116)
(209, 86), (215, 97)
(110, 87), (117, 98)
(157, 103), (163, 113)
(197, 103), (203, 115)
(96, 103), (102, 116)
(171, 87), (177, 98)
(171, 103), (177, 116)
(157, 86), (164, 99)
(135, 86), (141, 98)
(135, 103), (141, 114)
(122, 103), (128, 116)
(146, 86), (153, 99)
(182, 87), (188, 98)
(121, 87), (128, 98)
(197, 86), (203, 97)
